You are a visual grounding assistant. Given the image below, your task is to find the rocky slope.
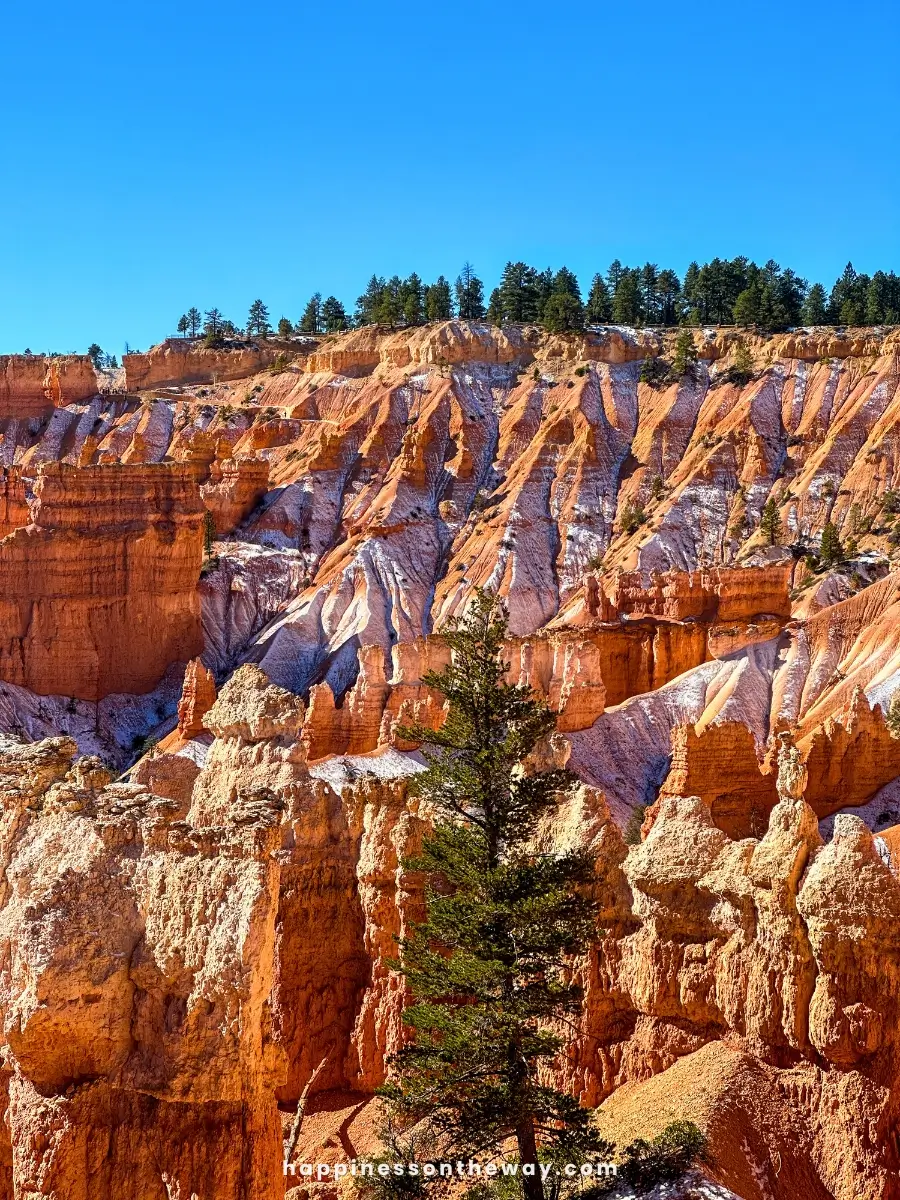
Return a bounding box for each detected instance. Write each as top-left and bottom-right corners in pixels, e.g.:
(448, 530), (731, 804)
(0, 321), (897, 1197)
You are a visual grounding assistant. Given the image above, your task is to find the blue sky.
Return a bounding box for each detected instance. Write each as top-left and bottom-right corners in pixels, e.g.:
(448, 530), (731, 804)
(0, 0), (897, 354)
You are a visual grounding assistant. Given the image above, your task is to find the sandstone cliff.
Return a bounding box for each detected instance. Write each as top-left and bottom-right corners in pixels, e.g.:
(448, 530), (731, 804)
(0, 355), (97, 419)
(0, 665), (897, 1198)
(0, 322), (897, 1196)
(124, 338), (292, 390)
(0, 463), (204, 700)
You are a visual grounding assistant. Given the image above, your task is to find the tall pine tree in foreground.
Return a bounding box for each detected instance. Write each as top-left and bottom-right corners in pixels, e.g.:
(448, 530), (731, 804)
(385, 591), (608, 1200)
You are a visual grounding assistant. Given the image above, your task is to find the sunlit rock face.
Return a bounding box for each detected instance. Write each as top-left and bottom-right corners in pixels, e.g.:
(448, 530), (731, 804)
(0, 322), (896, 1197)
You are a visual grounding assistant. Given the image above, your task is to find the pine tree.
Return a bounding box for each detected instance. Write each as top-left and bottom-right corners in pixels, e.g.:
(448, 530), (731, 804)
(887, 691), (900, 740)
(277, 317), (294, 338)
(401, 273), (425, 326)
(727, 338), (755, 384)
(387, 592), (608, 1200)
(672, 329), (698, 375)
(379, 276), (405, 327)
(732, 283), (762, 327)
(321, 296), (349, 332)
(682, 261), (700, 318)
(203, 510), (215, 559)
(203, 309), (225, 336)
(801, 283), (828, 326)
(247, 299), (271, 337)
(819, 520), (845, 567)
(355, 275), (386, 326)
(486, 287), (503, 326)
(656, 269), (682, 325)
(584, 274), (612, 324)
(497, 262), (541, 323)
(455, 262), (485, 320)
(606, 259), (623, 294)
(541, 292), (584, 333)
(186, 307), (202, 337)
(177, 315), (190, 337)
(760, 498), (781, 545)
(534, 267), (555, 322)
(640, 262), (659, 323)
(611, 269), (642, 325)
(425, 276), (453, 322)
(299, 293), (322, 334)
(87, 343), (103, 369)
(829, 262), (869, 326)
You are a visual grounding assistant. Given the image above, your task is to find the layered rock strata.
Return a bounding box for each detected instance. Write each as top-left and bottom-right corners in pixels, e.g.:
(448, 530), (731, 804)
(0, 665), (898, 1199)
(0, 355), (97, 419)
(0, 463), (204, 700)
(124, 339), (291, 390)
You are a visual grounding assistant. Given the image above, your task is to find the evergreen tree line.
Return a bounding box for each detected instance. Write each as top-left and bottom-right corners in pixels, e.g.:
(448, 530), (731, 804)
(175, 258), (900, 345)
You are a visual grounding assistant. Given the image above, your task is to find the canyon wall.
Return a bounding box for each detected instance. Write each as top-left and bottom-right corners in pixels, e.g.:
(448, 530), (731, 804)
(124, 339), (292, 390)
(0, 355), (97, 419)
(0, 463), (204, 700)
(0, 666), (898, 1199)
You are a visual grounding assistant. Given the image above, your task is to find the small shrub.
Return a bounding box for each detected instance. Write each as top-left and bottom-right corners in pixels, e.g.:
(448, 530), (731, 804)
(724, 338), (755, 385)
(649, 474), (665, 502)
(620, 502), (646, 535)
(269, 353), (290, 374)
(620, 1120), (707, 1189)
(132, 734), (158, 760)
(820, 520), (845, 567)
(639, 356), (671, 387)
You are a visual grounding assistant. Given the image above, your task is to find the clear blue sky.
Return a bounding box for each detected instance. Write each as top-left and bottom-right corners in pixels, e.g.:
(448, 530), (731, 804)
(1, 0), (897, 354)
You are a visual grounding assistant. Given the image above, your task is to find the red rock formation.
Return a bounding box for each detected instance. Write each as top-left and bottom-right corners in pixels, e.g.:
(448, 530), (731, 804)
(3, 652), (900, 1197)
(0, 355), (96, 419)
(659, 721), (779, 839)
(177, 657), (217, 737)
(798, 685), (900, 816)
(0, 463), (204, 700)
(0, 468), (29, 537)
(589, 564), (792, 622)
(124, 339), (286, 390)
(200, 455), (269, 534)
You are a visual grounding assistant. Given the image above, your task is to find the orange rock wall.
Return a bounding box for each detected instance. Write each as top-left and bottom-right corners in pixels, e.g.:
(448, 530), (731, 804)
(0, 355), (97, 419)
(124, 340), (286, 390)
(660, 722), (779, 839)
(200, 456), (269, 534)
(0, 463), (204, 700)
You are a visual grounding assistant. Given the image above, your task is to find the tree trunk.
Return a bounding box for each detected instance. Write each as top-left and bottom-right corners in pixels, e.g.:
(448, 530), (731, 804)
(509, 1037), (543, 1200)
(516, 1110), (544, 1200)
(284, 1055), (329, 1166)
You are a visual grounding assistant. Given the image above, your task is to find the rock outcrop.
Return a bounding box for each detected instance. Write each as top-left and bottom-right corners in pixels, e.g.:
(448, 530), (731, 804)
(176, 657), (217, 737)
(0, 322), (897, 1196)
(0, 463), (204, 700)
(0, 681), (897, 1198)
(124, 339), (288, 390)
(0, 355), (97, 419)
(658, 721), (779, 839)
(201, 454), (270, 534)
